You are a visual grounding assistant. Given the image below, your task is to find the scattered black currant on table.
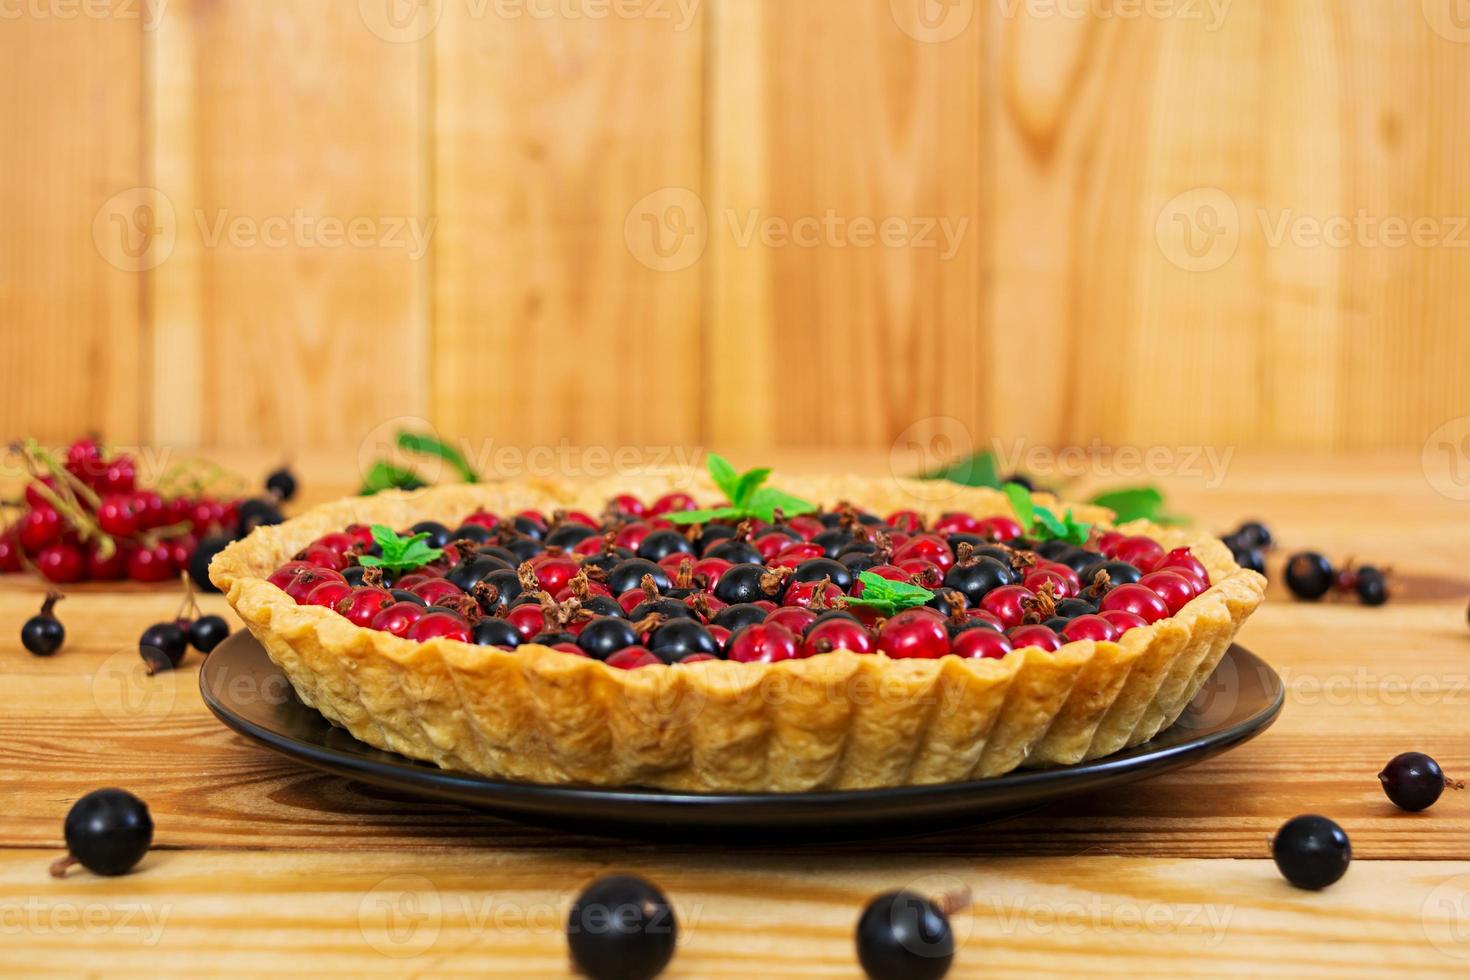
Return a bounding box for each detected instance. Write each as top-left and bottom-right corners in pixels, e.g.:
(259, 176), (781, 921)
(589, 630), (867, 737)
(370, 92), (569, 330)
(21, 591), (66, 656)
(855, 889), (963, 980)
(1379, 752), (1460, 812)
(51, 788), (153, 878)
(139, 622), (188, 675)
(265, 464), (299, 503)
(566, 874), (678, 980)
(1271, 814), (1351, 890)
(189, 614), (231, 654)
(189, 533), (235, 594)
(1284, 552), (1335, 601)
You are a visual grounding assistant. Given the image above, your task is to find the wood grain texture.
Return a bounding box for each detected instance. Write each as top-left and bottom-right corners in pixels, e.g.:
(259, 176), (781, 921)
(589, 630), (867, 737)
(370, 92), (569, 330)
(431, 5), (705, 449)
(148, 0), (428, 451)
(1, 448), (1469, 973)
(0, 12), (144, 445)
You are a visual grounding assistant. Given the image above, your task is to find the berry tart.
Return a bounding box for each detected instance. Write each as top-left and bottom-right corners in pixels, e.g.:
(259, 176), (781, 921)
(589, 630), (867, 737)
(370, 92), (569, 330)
(210, 460), (1266, 792)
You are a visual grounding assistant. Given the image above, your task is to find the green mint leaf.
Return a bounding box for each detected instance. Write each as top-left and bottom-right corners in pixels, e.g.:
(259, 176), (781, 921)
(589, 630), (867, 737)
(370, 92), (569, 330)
(852, 572), (934, 613)
(1003, 482), (1035, 534)
(398, 431), (479, 483)
(358, 461), (426, 496)
(706, 453), (740, 501)
(745, 487), (817, 522)
(919, 451), (1001, 489)
(731, 467), (771, 507)
(1033, 505), (1068, 539)
(1089, 485), (1187, 525)
(357, 524), (443, 572)
(665, 506), (746, 526)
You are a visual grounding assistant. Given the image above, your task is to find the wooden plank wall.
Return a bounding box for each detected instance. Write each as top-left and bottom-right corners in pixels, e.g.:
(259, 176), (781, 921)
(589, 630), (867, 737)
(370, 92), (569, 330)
(2, 0), (1468, 454)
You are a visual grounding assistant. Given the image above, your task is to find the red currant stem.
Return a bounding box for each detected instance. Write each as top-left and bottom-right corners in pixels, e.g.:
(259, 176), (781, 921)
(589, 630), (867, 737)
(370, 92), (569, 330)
(933, 886), (972, 917)
(17, 453), (116, 559)
(175, 572), (201, 622)
(150, 521), (197, 542)
(26, 439), (102, 511)
(1448, 776), (1465, 791)
(48, 855), (77, 878)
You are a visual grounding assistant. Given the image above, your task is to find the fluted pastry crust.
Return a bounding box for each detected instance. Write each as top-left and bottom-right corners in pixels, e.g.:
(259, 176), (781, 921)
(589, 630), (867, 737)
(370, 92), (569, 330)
(211, 473), (1265, 792)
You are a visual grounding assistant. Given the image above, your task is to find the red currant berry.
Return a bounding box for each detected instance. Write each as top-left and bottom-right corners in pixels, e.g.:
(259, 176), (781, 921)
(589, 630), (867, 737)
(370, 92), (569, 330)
(892, 535), (955, 572)
(861, 564), (910, 586)
(980, 585), (1035, 630)
(0, 531), (23, 573)
(268, 561), (315, 590)
(461, 510), (500, 530)
(705, 624), (731, 649)
(785, 515), (826, 540)
(127, 543), (176, 583)
(97, 495), (142, 537)
(782, 579), (845, 609)
(86, 541), (128, 581)
(1096, 531), (1126, 556)
(953, 628), (1012, 660)
(167, 533), (198, 572)
(877, 609), (951, 659)
(649, 492), (698, 516)
(98, 455), (138, 494)
(410, 579), (464, 606)
(23, 477), (58, 510)
(1023, 568), (1075, 599)
(976, 516), (1024, 542)
(801, 618), (873, 657)
(606, 646), (660, 670)
(1062, 614), (1118, 643)
(529, 556), (580, 595)
(550, 642), (587, 656)
(36, 543), (85, 583)
(1156, 547), (1210, 588)
(370, 601), (427, 637)
(1113, 536), (1165, 572)
(406, 612), (472, 644)
(1007, 624), (1062, 652)
(132, 491), (167, 530)
(303, 580), (354, 609)
(614, 523), (654, 552)
(765, 605), (817, 634)
(726, 622), (800, 664)
(507, 603), (548, 639)
(18, 506), (64, 552)
(1099, 609), (1149, 635)
(885, 510), (924, 533)
(336, 587), (396, 627)
(676, 653), (718, 665)
(774, 542), (825, 565)
(1100, 584), (1170, 624)
(933, 512), (982, 535)
(283, 567), (345, 602)
(608, 495), (646, 519)
(1037, 560), (1082, 594)
(1139, 570), (1198, 614)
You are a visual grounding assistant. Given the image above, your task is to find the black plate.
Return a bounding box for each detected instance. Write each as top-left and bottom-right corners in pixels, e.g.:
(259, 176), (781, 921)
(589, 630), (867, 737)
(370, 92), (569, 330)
(201, 633), (1282, 842)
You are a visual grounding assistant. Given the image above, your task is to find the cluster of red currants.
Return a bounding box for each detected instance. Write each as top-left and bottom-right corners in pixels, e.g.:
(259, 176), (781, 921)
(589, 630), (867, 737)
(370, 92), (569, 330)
(268, 492), (1215, 670)
(0, 437), (245, 585)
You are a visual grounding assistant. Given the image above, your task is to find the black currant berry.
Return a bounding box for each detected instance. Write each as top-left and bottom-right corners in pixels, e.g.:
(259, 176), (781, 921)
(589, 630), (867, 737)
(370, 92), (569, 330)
(265, 465), (299, 502)
(637, 530), (695, 563)
(1234, 520), (1273, 550)
(578, 617), (639, 660)
(1379, 752), (1456, 811)
(453, 523), (498, 545)
(1081, 559), (1142, 589)
(21, 592), (66, 657)
(712, 603), (768, 632)
(341, 566), (370, 587)
(713, 563), (781, 605)
(567, 874), (677, 980)
(607, 559), (672, 597)
(1285, 553), (1335, 600)
(1231, 546), (1267, 576)
(792, 557), (854, 592)
(236, 498), (285, 536)
(390, 589), (429, 607)
(188, 615), (231, 653)
(703, 539), (763, 565)
(944, 556), (1014, 606)
(855, 890), (956, 980)
(649, 620), (719, 662)
(694, 523), (738, 554)
(1355, 566), (1389, 607)
(544, 523), (597, 550)
(189, 534), (234, 593)
(629, 598), (697, 623)
(448, 555), (514, 593)
(1271, 814), (1351, 890)
(810, 529), (854, 559)
(139, 622), (188, 675)
(51, 789), (153, 878)
(472, 618), (522, 648)
(1055, 597), (1098, 618)
(511, 515), (545, 541)
(409, 521), (453, 549)
(582, 596), (625, 619)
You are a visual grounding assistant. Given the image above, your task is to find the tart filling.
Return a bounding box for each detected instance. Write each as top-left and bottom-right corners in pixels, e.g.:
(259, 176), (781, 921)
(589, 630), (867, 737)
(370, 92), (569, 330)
(211, 474), (1265, 792)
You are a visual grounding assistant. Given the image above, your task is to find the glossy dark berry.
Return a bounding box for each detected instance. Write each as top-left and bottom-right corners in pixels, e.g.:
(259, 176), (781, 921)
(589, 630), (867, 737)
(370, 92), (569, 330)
(544, 523), (598, 550)
(188, 615), (231, 653)
(1355, 566), (1389, 606)
(236, 498), (285, 536)
(1081, 559), (1142, 589)
(629, 597), (697, 623)
(703, 539), (763, 565)
(648, 620), (719, 662)
(54, 789), (153, 877)
(409, 521), (453, 549)
(712, 563), (781, 605)
(578, 617), (640, 660)
(943, 556), (1014, 606)
(472, 618), (522, 648)
(637, 530), (695, 563)
(1285, 552), (1335, 600)
(390, 588), (429, 607)
(607, 559), (672, 597)
(139, 622), (188, 674)
(1231, 546), (1267, 576)
(1271, 814), (1351, 890)
(712, 603), (768, 632)
(566, 874), (677, 980)
(189, 534), (234, 593)
(265, 465), (298, 502)
(1054, 597), (1098, 618)
(810, 528), (855, 559)
(855, 890), (955, 980)
(1379, 752), (1452, 811)
(448, 555), (514, 593)
(1234, 520), (1273, 550)
(21, 592), (66, 657)
(791, 557), (853, 592)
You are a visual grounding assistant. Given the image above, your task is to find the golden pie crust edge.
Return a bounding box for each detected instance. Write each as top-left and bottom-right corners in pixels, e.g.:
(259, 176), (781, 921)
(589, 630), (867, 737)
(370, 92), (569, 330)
(210, 473), (1266, 792)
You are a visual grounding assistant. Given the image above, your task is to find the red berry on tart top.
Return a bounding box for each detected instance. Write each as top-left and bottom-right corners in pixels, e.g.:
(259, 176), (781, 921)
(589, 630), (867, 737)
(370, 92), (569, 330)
(260, 466), (1219, 670)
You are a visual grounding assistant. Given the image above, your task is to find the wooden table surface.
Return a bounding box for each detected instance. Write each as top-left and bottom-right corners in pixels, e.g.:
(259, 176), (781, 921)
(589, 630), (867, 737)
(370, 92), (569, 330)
(4, 449), (1469, 977)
